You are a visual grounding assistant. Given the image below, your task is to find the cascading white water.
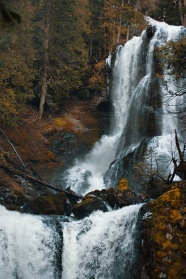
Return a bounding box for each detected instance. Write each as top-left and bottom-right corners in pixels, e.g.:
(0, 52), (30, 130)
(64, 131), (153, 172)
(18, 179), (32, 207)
(62, 17), (185, 195)
(61, 134), (120, 196)
(142, 18), (186, 179)
(61, 36), (143, 195)
(62, 34), (144, 196)
(0, 204), (143, 279)
(62, 204), (142, 279)
(0, 18), (185, 279)
(0, 205), (61, 279)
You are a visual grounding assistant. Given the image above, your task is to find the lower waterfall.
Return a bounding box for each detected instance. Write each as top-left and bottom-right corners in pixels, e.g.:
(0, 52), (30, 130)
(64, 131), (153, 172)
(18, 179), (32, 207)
(0, 204), (142, 279)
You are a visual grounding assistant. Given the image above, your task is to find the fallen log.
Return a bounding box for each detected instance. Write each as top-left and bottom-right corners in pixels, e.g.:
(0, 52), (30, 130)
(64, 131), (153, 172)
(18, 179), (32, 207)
(1, 164), (82, 200)
(30, 166), (52, 195)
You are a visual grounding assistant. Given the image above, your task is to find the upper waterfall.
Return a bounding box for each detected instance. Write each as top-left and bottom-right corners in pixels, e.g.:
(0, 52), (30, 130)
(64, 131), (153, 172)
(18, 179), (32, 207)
(58, 18), (185, 196)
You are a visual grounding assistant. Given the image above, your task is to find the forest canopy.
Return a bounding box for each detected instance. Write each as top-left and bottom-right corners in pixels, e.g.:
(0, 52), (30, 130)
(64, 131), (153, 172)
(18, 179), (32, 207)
(0, 0), (185, 125)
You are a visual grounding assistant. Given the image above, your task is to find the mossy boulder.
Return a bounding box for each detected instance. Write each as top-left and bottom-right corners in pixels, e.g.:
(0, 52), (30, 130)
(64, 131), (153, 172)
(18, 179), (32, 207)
(72, 196), (108, 219)
(24, 192), (67, 215)
(73, 186), (143, 219)
(86, 187), (143, 208)
(140, 185), (186, 279)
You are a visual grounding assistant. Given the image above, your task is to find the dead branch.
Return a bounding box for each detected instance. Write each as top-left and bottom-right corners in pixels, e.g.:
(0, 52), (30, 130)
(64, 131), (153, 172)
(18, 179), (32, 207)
(30, 166), (52, 194)
(1, 164), (82, 200)
(0, 128), (25, 168)
(175, 129), (184, 164)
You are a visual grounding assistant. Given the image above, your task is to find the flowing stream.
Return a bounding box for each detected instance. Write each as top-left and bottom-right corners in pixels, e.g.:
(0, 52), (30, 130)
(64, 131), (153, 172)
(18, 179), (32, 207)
(0, 18), (185, 279)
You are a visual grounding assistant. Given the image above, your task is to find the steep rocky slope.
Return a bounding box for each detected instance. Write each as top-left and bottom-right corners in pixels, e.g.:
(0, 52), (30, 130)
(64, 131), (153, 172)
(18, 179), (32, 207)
(0, 99), (109, 211)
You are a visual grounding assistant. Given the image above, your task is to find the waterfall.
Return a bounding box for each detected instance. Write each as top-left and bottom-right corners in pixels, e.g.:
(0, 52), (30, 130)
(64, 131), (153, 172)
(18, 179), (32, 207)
(0, 205), (62, 279)
(0, 18), (185, 279)
(60, 17), (186, 196)
(0, 204), (143, 279)
(62, 204), (142, 279)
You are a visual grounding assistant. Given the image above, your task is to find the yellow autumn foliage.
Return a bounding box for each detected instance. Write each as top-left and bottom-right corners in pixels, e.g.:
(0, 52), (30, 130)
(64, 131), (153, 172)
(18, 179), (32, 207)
(116, 178), (129, 191)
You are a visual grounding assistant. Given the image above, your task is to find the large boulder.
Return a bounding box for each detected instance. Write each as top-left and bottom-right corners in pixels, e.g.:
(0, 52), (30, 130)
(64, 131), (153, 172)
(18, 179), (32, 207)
(24, 192), (67, 215)
(114, 188), (143, 207)
(140, 185), (186, 279)
(72, 196), (108, 219)
(86, 184), (143, 209)
(73, 180), (143, 219)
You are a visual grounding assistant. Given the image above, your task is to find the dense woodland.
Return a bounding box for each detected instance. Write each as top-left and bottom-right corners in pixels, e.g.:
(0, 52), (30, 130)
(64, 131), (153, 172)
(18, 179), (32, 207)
(0, 0), (185, 125)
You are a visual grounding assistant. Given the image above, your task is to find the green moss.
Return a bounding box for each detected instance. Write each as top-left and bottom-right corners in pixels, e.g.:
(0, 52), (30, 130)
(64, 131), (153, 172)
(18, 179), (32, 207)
(73, 198), (96, 210)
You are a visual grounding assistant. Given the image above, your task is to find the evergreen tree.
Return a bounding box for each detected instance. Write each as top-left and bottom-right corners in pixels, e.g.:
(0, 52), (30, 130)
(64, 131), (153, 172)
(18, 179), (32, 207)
(153, 0), (181, 25)
(89, 0), (105, 59)
(178, 0), (186, 26)
(138, 0), (183, 26)
(0, 0), (34, 125)
(33, 0), (90, 118)
(101, 0), (144, 54)
(155, 38), (186, 113)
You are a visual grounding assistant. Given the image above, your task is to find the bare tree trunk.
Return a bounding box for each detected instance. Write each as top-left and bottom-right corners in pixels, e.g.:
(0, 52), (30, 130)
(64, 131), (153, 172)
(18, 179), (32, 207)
(171, 129), (186, 180)
(117, 0), (124, 44)
(38, 1), (51, 119)
(175, 129), (184, 164)
(38, 56), (48, 118)
(126, 25), (130, 42)
(179, 0), (186, 26)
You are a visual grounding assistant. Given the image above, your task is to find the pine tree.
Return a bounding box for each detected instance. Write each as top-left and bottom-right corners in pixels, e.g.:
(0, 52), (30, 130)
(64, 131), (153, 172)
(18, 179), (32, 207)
(153, 0), (181, 25)
(0, 0), (35, 125)
(33, 0), (91, 118)
(101, 0), (144, 54)
(155, 38), (186, 113)
(178, 0), (186, 26)
(89, 0), (105, 59)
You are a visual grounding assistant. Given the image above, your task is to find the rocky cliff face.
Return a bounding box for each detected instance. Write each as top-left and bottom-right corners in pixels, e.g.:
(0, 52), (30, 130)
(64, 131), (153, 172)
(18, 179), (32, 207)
(140, 184), (186, 279)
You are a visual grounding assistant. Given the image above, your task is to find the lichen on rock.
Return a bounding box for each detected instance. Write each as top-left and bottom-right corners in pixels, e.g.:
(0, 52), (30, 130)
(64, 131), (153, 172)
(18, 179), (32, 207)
(140, 185), (186, 279)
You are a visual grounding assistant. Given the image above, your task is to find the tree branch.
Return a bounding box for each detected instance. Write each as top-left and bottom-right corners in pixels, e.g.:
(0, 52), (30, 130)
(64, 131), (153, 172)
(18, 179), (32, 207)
(0, 128), (25, 168)
(175, 129), (184, 164)
(1, 164), (82, 200)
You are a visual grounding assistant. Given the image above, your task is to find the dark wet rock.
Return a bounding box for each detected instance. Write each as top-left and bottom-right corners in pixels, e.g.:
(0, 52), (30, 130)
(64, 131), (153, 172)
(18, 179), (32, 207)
(82, 187), (143, 211)
(84, 189), (108, 203)
(106, 188), (119, 207)
(0, 187), (30, 212)
(24, 192), (67, 215)
(146, 25), (155, 38)
(115, 188), (143, 207)
(95, 99), (111, 112)
(45, 130), (91, 169)
(72, 196), (108, 219)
